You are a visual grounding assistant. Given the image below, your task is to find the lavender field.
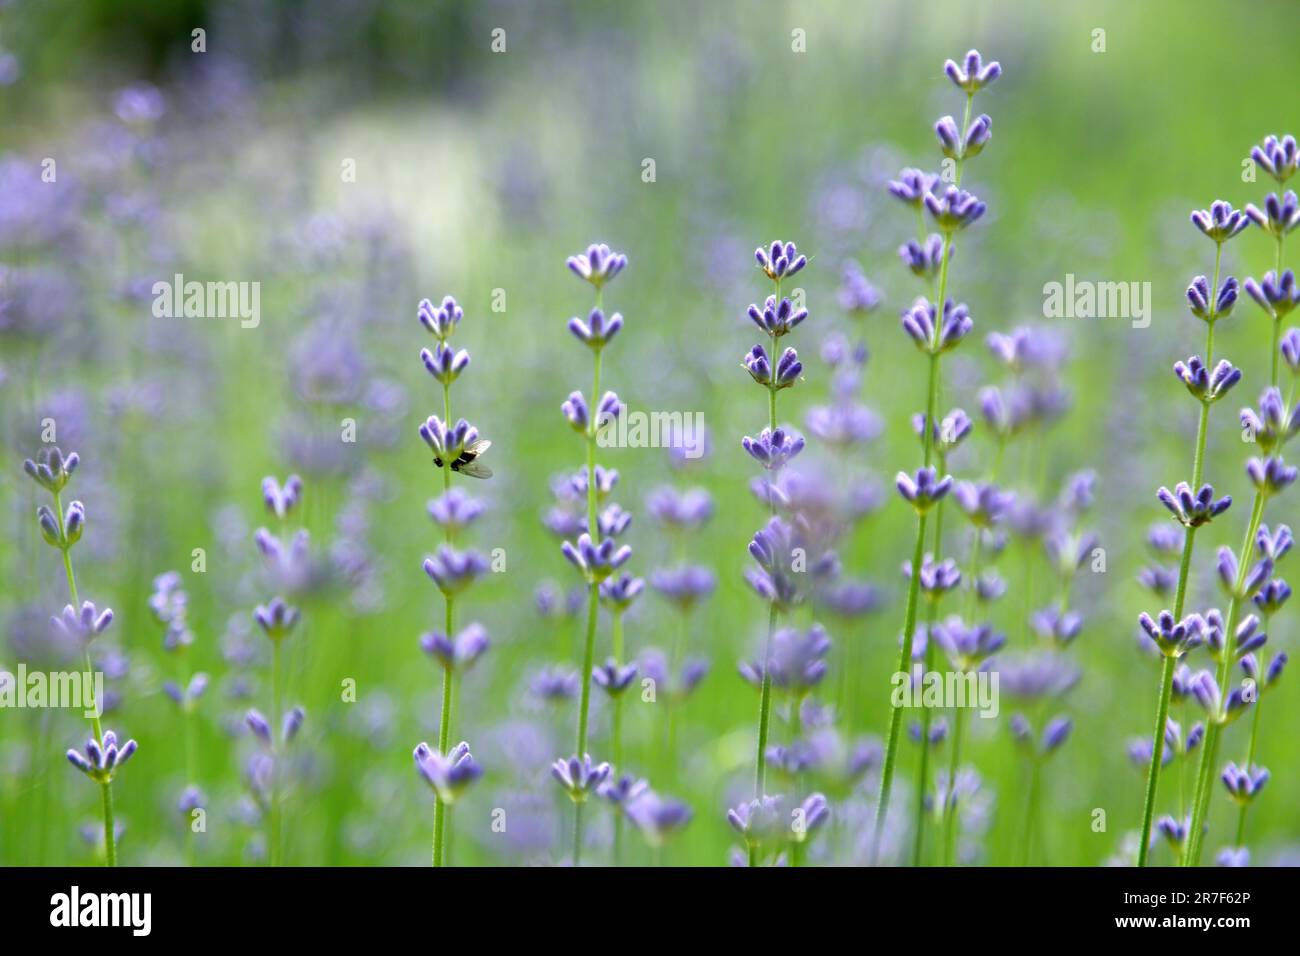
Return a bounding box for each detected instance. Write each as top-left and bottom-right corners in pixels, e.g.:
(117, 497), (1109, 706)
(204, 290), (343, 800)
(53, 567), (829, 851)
(1, 0), (1298, 870)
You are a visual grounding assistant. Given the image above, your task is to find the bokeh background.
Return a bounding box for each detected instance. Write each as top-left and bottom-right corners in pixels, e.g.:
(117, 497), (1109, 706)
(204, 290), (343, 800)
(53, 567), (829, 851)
(1, 0), (1297, 866)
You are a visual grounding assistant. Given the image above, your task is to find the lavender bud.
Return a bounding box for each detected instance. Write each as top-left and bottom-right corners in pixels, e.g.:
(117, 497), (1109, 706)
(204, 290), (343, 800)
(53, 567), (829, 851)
(568, 307), (624, 349)
(1244, 190), (1300, 239)
(943, 49), (1002, 92)
(567, 244), (628, 288)
(417, 296), (463, 340)
(754, 240), (808, 282)
(1190, 200), (1249, 243)
(1251, 134), (1298, 184)
(886, 168), (939, 207)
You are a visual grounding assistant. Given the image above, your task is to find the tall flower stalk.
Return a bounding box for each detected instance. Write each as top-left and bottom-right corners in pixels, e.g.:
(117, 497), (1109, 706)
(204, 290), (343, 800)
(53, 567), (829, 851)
(873, 48), (997, 865)
(740, 239), (809, 863)
(1133, 201), (1246, 863)
(558, 244), (630, 865)
(26, 447), (124, 866)
(416, 295), (490, 866)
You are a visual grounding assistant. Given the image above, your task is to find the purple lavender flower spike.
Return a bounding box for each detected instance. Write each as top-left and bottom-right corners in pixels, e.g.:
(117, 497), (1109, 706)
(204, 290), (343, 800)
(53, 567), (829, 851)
(895, 466), (953, 513)
(1138, 565), (1178, 597)
(901, 297), (974, 354)
(414, 740), (483, 805)
(936, 113), (992, 160)
(1252, 134), (1299, 184)
(624, 791), (693, 847)
(1231, 615), (1268, 659)
(743, 344), (802, 388)
(50, 601), (115, 644)
(1215, 546), (1274, 600)
(1252, 576), (1293, 614)
(1256, 523), (1294, 561)
(567, 243), (627, 288)
(551, 753), (611, 803)
(592, 658), (638, 696)
(1032, 607), (1084, 646)
(1190, 200), (1249, 242)
(1173, 356), (1241, 403)
(932, 616), (1004, 670)
(418, 296), (463, 339)
(1244, 270), (1297, 319)
(747, 295), (809, 337)
(420, 622), (490, 672)
(944, 49), (1002, 92)
(282, 706), (305, 744)
(531, 666), (580, 701)
(599, 572), (644, 610)
(420, 342), (471, 385)
(1156, 481), (1230, 527)
(954, 481), (1013, 527)
(422, 546), (489, 595)
(418, 415), (482, 464)
(907, 554), (962, 601)
(1241, 386), (1300, 453)
(1246, 456), (1298, 495)
(599, 774), (650, 807)
(427, 488), (486, 531)
(22, 446), (80, 494)
(67, 730), (138, 784)
(595, 503), (633, 539)
(726, 795), (784, 847)
(745, 517), (801, 609)
(646, 486), (714, 530)
(838, 261), (882, 314)
(1282, 328), (1300, 374)
(1245, 190), (1300, 238)
(898, 234), (949, 278)
(740, 624), (831, 692)
(560, 532), (632, 583)
(791, 793), (830, 843)
(568, 307), (624, 349)
(1220, 762), (1269, 804)
(1186, 275), (1239, 322)
(1155, 814), (1189, 848)
(887, 168), (940, 207)
(755, 240), (808, 282)
(742, 427), (805, 470)
(924, 186), (987, 233)
(1041, 716), (1073, 755)
(245, 708), (272, 743)
(1137, 610), (1204, 658)
(650, 565), (717, 611)
(252, 596), (300, 640)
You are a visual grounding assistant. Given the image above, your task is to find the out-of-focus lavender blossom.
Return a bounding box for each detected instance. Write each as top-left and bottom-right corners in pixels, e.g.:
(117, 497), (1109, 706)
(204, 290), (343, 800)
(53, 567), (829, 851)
(742, 427), (805, 470)
(726, 795), (784, 848)
(427, 488), (486, 532)
(423, 546), (490, 595)
(624, 790), (693, 847)
(551, 754), (611, 803)
(896, 466), (953, 512)
(649, 565), (717, 611)
(645, 486), (714, 530)
(253, 597), (300, 640)
(420, 623), (490, 673)
(561, 533), (633, 583)
(932, 617), (1004, 671)
(898, 234), (948, 279)
(1246, 455), (1298, 494)
(261, 474), (303, 520)
(838, 260), (882, 315)
(163, 673), (209, 712)
(944, 49), (1002, 92)
(1241, 387), (1300, 453)
(1221, 762), (1269, 804)
(567, 243), (628, 288)
(531, 666), (580, 702)
(739, 624), (831, 692)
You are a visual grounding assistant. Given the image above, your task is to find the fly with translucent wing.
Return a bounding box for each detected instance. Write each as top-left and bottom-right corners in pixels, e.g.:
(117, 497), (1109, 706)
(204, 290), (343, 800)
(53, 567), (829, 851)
(434, 439), (492, 479)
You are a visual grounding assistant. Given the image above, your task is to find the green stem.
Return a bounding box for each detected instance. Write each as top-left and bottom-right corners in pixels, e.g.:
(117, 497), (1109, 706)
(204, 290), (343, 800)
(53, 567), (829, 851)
(572, 581), (598, 865)
(754, 603), (778, 801)
(612, 611), (625, 866)
(942, 701), (966, 866)
(270, 638), (282, 867)
(871, 509), (929, 864)
(54, 489), (113, 866)
(1136, 652), (1178, 866)
(1234, 692), (1264, 847)
(1020, 758), (1041, 866)
(1185, 489), (1267, 865)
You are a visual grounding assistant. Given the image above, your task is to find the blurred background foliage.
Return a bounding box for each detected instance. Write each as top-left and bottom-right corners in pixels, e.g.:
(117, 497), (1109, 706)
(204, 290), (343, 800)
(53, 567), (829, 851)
(1, 0), (1297, 865)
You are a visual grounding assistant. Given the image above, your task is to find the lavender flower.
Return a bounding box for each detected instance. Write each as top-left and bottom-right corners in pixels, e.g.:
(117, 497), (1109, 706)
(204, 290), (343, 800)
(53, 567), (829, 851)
(932, 617), (1005, 671)
(1137, 610), (1205, 658)
(745, 517), (800, 609)
(567, 243), (628, 287)
(67, 730), (138, 784)
(1244, 270), (1297, 319)
(1190, 200), (1249, 242)
(624, 791), (693, 847)
(743, 344), (802, 388)
(419, 623), (490, 673)
(568, 308), (624, 348)
(649, 565), (717, 611)
(418, 295), (463, 339)
(561, 533), (632, 583)
(726, 795), (784, 848)
(414, 741), (483, 805)
(1245, 190), (1300, 238)
(427, 488), (486, 532)
(886, 168), (939, 207)
(1241, 387), (1300, 453)
(261, 474), (304, 519)
(1215, 546), (1273, 600)
(1186, 275), (1240, 321)
(935, 113), (992, 160)
(551, 754), (611, 803)
(1256, 523), (1294, 561)
(1220, 763), (1269, 804)
(754, 240), (807, 282)
(742, 427), (805, 470)
(895, 466), (953, 513)
(592, 658), (638, 696)
(1156, 482), (1231, 527)
(1246, 455), (1298, 494)
(943, 49), (1002, 92)
(253, 597), (300, 640)
(899, 234), (948, 278)
(422, 546), (490, 594)
(22, 446), (79, 493)
(1173, 357), (1241, 403)
(747, 295), (808, 337)
(645, 486), (714, 530)
(924, 186), (987, 233)
(901, 298), (974, 353)
(1252, 134), (1299, 183)
(50, 601), (115, 644)
(420, 342), (471, 384)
